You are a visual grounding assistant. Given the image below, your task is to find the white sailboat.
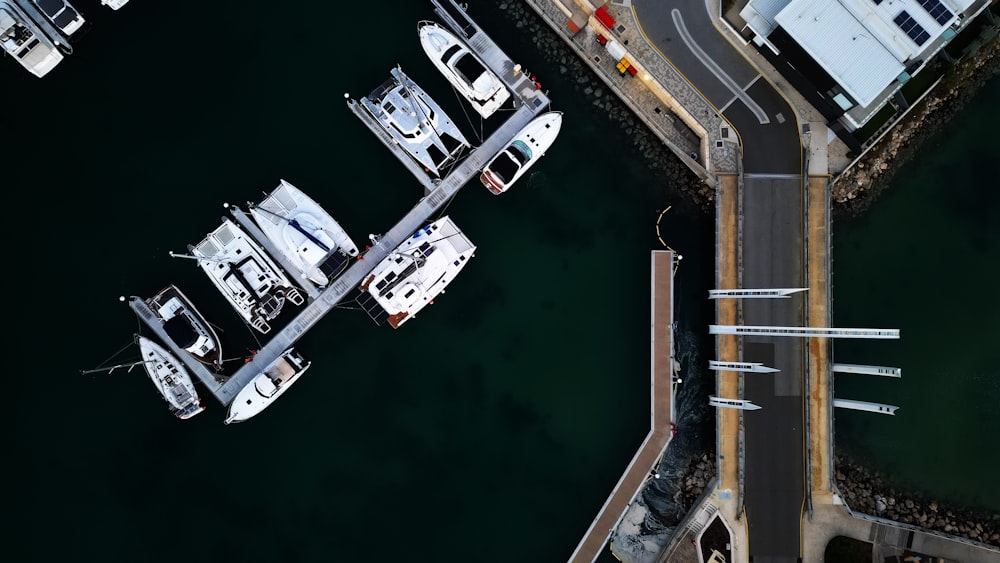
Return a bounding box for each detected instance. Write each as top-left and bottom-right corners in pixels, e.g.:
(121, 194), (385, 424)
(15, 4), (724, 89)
(137, 335), (205, 420)
(249, 179), (359, 287)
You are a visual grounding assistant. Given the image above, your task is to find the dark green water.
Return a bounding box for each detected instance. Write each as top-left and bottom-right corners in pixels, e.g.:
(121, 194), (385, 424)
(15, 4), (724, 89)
(6, 2), (715, 561)
(832, 77), (1000, 514)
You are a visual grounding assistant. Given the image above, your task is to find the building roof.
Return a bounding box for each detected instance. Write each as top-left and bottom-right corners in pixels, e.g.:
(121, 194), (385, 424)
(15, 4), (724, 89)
(774, 0), (962, 107)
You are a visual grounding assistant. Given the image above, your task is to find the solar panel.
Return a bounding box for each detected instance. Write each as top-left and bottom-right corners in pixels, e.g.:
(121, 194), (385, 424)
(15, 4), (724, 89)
(893, 11), (931, 46)
(918, 0), (954, 25)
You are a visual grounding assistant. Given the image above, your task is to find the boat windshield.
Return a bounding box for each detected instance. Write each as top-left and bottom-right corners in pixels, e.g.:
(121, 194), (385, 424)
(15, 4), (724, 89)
(453, 52), (486, 87)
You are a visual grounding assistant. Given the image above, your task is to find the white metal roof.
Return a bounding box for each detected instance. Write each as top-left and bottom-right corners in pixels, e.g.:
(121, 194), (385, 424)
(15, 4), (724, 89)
(776, 0), (906, 107)
(739, 0), (792, 37)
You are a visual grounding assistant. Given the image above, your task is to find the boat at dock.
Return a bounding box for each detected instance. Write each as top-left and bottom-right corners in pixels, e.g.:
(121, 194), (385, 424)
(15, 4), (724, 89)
(144, 284), (223, 371)
(357, 216), (476, 329)
(249, 179), (359, 287)
(101, 0), (129, 10)
(186, 217), (304, 335)
(0, 0), (63, 77)
(480, 111), (563, 195)
(418, 20), (510, 119)
(224, 348), (311, 424)
(32, 0), (85, 40)
(360, 65), (472, 178)
(137, 335), (205, 420)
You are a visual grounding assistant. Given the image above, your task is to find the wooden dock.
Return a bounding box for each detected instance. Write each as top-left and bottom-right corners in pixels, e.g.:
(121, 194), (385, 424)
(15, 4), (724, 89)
(129, 0), (550, 408)
(568, 250), (676, 563)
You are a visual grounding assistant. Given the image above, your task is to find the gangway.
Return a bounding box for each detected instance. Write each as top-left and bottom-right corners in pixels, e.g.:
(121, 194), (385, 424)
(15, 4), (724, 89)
(709, 397), (762, 410)
(832, 363), (901, 378)
(833, 399), (899, 415)
(709, 325), (900, 339)
(708, 360), (778, 373)
(708, 288), (808, 299)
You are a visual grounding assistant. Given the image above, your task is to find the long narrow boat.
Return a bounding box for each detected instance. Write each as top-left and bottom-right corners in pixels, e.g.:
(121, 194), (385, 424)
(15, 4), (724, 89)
(188, 217), (304, 334)
(137, 336), (205, 420)
(356, 216), (476, 329)
(249, 179), (359, 287)
(418, 20), (510, 119)
(360, 65), (471, 177)
(145, 284), (223, 371)
(224, 348), (311, 424)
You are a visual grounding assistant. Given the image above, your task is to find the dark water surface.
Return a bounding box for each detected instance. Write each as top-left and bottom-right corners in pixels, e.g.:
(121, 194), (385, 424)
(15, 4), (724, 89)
(6, 2), (715, 561)
(832, 77), (1000, 513)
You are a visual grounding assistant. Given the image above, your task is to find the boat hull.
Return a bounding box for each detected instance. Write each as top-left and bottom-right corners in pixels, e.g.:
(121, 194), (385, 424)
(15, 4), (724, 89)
(481, 111), (563, 195)
(418, 20), (510, 119)
(146, 284), (223, 371)
(357, 216), (476, 329)
(249, 179), (359, 287)
(137, 336), (204, 420)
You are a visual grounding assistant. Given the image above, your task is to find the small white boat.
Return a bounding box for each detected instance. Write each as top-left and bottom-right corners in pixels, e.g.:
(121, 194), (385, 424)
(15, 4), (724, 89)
(357, 216), (476, 329)
(360, 65), (471, 177)
(101, 0), (129, 10)
(137, 336), (205, 420)
(145, 284), (223, 371)
(224, 348), (311, 424)
(0, 1), (63, 77)
(249, 179), (359, 287)
(418, 20), (510, 119)
(187, 217), (304, 335)
(481, 111), (563, 195)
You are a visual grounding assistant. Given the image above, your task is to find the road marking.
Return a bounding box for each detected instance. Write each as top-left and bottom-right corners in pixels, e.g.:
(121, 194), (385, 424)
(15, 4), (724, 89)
(672, 9), (770, 125)
(719, 96), (738, 113)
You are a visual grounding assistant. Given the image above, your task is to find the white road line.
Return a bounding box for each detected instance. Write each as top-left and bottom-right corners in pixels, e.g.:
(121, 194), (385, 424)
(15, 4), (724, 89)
(672, 9), (770, 125)
(719, 96), (738, 113)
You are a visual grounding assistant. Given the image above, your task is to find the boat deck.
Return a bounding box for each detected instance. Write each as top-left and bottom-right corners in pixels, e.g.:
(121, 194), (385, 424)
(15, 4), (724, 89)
(131, 0), (551, 408)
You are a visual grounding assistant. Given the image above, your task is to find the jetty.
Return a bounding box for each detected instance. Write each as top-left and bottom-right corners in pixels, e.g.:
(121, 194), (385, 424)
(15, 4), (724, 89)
(129, 0), (551, 410)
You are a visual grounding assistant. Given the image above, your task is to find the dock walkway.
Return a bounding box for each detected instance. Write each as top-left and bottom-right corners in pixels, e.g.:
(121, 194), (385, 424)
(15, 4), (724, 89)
(130, 0), (550, 408)
(568, 250), (676, 563)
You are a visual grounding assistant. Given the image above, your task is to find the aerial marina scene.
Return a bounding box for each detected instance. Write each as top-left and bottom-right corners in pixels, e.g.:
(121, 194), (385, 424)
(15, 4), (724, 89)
(7, 0), (1000, 562)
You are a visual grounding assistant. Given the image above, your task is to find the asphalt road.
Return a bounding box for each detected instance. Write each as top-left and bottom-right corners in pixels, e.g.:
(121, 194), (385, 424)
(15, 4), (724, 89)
(633, 2), (807, 561)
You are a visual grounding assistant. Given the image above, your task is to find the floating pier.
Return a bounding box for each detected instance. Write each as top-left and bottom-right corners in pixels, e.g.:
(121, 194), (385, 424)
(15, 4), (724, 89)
(130, 0), (552, 410)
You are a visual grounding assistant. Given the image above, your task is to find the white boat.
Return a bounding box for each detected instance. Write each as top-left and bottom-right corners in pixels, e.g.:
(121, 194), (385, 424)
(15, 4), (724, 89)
(144, 284), (223, 371)
(357, 216), (476, 329)
(137, 335), (205, 420)
(224, 348), (311, 424)
(418, 20), (510, 119)
(33, 0), (85, 38)
(360, 65), (471, 177)
(0, 0), (63, 77)
(101, 0), (129, 10)
(187, 217), (304, 335)
(481, 111), (563, 195)
(249, 179), (359, 287)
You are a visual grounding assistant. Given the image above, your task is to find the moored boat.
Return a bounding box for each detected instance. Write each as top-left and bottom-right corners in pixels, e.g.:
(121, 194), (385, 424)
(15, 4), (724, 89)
(224, 348), (311, 424)
(0, 0), (63, 77)
(418, 20), (510, 119)
(249, 179), (359, 287)
(187, 217), (304, 335)
(480, 111), (563, 195)
(144, 284), (223, 371)
(137, 335), (205, 420)
(360, 65), (471, 177)
(357, 216), (476, 329)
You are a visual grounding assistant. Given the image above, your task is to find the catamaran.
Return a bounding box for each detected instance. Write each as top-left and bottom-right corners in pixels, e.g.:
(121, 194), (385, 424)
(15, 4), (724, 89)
(184, 217), (304, 335)
(360, 65), (472, 177)
(357, 216), (476, 329)
(249, 179), (359, 287)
